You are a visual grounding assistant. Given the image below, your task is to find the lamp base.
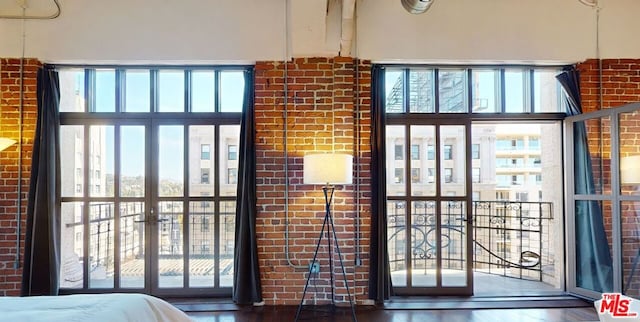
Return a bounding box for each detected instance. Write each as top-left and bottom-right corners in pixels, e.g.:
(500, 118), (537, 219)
(294, 186), (357, 322)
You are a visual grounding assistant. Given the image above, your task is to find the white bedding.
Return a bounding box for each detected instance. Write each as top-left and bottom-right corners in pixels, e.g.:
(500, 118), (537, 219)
(0, 293), (194, 322)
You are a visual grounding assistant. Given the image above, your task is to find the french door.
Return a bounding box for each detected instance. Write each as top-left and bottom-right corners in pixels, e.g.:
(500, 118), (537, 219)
(60, 120), (239, 297)
(387, 121), (473, 295)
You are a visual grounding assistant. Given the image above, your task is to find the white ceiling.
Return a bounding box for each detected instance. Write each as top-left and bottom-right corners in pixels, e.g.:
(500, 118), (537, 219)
(0, 0), (636, 64)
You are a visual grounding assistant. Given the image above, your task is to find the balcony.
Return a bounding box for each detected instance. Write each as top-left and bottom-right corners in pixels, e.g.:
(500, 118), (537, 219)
(388, 200), (560, 295)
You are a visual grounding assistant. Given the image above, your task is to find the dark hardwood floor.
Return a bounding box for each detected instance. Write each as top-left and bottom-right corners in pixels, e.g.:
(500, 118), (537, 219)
(187, 305), (600, 322)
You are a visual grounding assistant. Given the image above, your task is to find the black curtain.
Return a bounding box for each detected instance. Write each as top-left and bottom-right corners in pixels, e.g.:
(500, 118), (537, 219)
(557, 68), (613, 292)
(369, 66), (392, 303)
(232, 68), (262, 304)
(21, 67), (61, 296)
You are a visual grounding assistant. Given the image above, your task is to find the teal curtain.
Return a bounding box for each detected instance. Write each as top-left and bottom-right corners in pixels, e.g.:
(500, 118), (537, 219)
(557, 68), (613, 292)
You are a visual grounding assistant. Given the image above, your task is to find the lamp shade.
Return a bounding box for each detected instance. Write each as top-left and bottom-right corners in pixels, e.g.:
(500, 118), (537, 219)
(0, 138), (16, 152)
(621, 155), (640, 184)
(303, 153), (353, 185)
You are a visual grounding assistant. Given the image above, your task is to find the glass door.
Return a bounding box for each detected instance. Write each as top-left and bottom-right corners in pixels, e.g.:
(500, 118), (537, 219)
(150, 123), (238, 296)
(387, 122), (473, 295)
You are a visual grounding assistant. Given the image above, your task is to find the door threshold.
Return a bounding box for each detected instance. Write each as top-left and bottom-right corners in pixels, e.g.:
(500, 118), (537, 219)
(384, 295), (592, 310)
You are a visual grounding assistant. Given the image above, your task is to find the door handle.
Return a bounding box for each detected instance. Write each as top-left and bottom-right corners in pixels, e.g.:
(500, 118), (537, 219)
(133, 207), (166, 224)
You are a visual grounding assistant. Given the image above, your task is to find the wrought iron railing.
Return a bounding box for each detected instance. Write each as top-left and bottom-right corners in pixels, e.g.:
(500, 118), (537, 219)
(388, 200), (554, 282)
(64, 202), (236, 277)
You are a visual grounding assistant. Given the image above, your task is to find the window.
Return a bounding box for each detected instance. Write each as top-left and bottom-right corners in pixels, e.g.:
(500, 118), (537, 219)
(58, 66), (245, 293)
(516, 192), (529, 201)
(394, 168), (404, 183)
(395, 144), (404, 160)
(227, 168), (237, 184)
(201, 144), (211, 160)
(472, 144), (480, 159)
(496, 191), (509, 201)
(411, 168), (420, 183)
(512, 175), (524, 185)
(529, 138), (540, 149)
(472, 191), (480, 201)
(427, 168), (435, 183)
(472, 168), (480, 183)
(201, 168), (210, 184)
(444, 145), (453, 160)
(427, 145), (435, 160)
(201, 217), (210, 232)
(411, 145), (420, 160)
(228, 145), (237, 160)
(444, 168), (453, 183)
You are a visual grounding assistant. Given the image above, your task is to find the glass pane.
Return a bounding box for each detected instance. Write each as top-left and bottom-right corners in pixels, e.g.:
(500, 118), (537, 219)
(189, 201), (214, 287)
(158, 70), (184, 112)
(158, 201), (184, 288)
(189, 126), (215, 197)
(124, 70), (150, 112)
(386, 125), (405, 196)
(220, 200), (236, 287)
(576, 117), (610, 195)
(120, 202), (145, 288)
(411, 201), (437, 287)
(385, 69), (404, 113)
(60, 202), (84, 288)
(220, 125), (240, 196)
(620, 110), (640, 195)
(410, 126), (435, 196)
(534, 69), (562, 113)
(575, 200), (613, 292)
(622, 201), (640, 298)
(120, 126), (145, 197)
(59, 69), (85, 112)
(439, 69), (467, 113)
(220, 71), (244, 112)
(158, 126), (184, 197)
(472, 70), (499, 113)
(505, 70), (526, 113)
(192, 71), (215, 112)
(441, 201), (466, 286)
(486, 123), (563, 201)
(388, 200), (407, 287)
(90, 126), (114, 197)
(89, 202), (115, 288)
(440, 125), (466, 195)
(409, 69), (434, 113)
(60, 126), (84, 197)
(95, 69), (115, 112)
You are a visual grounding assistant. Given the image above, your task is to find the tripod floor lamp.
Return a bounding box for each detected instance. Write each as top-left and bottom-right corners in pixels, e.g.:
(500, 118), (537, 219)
(294, 153), (357, 322)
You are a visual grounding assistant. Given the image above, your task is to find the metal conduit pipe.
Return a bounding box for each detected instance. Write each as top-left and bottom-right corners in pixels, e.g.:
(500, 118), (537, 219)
(15, 6), (26, 269)
(283, 0), (305, 269)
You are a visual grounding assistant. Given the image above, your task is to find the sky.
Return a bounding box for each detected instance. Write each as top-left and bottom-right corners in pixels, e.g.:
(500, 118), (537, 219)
(61, 68), (245, 182)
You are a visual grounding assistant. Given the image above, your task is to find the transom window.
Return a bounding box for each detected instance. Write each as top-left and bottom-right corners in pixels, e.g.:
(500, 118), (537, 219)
(57, 66), (247, 297)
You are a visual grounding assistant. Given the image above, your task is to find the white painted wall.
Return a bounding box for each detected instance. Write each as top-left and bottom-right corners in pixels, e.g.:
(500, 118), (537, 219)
(0, 0), (638, 64)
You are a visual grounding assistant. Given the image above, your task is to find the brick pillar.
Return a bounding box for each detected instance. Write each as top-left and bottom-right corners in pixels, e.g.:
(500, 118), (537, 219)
(254, 57), (372, 305)
(0, 58), (40, 296)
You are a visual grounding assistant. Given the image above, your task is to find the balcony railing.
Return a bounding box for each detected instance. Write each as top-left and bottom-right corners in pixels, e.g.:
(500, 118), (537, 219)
(388, 200), (554, 282)
(64, 202), (236, 278)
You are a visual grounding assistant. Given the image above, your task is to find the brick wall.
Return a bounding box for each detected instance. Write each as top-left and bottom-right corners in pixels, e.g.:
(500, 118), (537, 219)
(577, 59), (640, 296)
(0, 58), (40, 296)
(254, 57), (372, 305)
